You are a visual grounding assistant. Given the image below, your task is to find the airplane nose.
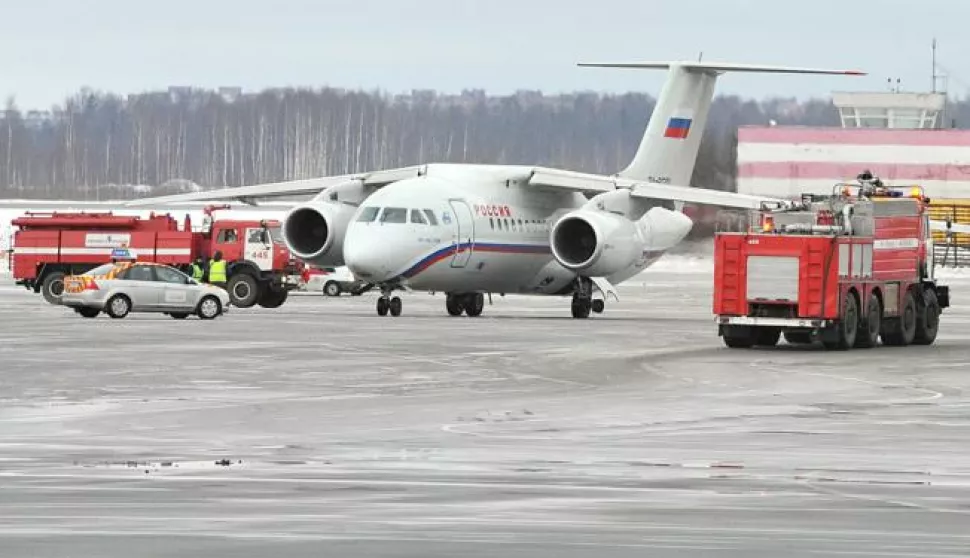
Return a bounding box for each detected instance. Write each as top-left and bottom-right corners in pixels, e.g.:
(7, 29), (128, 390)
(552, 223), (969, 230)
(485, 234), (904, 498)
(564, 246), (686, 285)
(344, 231), (391, 281)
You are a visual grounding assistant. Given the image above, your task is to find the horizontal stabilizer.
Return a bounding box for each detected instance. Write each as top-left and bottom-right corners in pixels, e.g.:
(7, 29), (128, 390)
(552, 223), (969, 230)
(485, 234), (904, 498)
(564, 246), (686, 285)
(578, 61), (866, 76)
(628, 182), (789, 210)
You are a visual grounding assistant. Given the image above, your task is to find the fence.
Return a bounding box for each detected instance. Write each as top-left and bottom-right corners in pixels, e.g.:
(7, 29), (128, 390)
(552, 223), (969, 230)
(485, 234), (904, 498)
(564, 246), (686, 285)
(928, 200), (970, 268)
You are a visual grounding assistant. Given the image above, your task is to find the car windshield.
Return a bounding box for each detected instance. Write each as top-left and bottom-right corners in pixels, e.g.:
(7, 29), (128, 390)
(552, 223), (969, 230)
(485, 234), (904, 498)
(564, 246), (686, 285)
(81, 263), (121, 277)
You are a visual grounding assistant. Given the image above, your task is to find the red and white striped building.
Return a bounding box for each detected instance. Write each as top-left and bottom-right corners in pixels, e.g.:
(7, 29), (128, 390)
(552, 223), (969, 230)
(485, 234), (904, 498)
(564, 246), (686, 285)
(737, 126), (970, 200)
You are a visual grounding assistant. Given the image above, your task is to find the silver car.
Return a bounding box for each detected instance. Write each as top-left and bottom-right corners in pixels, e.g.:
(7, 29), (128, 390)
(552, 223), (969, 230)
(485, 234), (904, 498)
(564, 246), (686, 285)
(61, 262), (231, 320)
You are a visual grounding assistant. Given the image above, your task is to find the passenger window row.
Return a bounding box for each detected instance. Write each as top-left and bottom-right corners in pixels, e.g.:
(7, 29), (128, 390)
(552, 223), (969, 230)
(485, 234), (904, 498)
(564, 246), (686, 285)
(356, 206), (439, 225)
(488, 217), (550, 233)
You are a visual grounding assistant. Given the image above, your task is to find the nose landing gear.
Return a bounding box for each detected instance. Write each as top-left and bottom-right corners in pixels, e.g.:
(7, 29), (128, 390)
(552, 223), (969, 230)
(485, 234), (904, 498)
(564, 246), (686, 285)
(570, 277), (605, 319)
(376, 288), (403, 317)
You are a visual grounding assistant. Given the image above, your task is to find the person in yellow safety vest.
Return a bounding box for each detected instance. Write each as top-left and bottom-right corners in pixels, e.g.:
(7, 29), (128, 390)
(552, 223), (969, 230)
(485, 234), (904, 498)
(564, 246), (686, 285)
(208, 251), (228, 290)
(190, 257), (205, 282)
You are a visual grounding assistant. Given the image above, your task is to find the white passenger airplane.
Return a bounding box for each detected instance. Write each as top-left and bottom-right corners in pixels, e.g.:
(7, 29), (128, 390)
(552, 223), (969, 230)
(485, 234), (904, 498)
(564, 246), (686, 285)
(129, 60), (867, 318)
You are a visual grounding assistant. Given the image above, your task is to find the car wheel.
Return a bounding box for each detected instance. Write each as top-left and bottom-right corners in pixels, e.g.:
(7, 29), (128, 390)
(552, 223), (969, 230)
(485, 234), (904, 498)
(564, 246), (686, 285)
(197, 296), (222, 320)
(324, 281), (341, 297)
(77, 307), (100, 319)
(169, 312), (190, 320)
(106, 294), (131, 319)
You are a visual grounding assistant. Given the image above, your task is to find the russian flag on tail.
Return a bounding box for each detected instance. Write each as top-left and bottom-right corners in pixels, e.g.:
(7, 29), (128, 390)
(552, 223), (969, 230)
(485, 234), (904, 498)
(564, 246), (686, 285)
(664, 117), (692, 139)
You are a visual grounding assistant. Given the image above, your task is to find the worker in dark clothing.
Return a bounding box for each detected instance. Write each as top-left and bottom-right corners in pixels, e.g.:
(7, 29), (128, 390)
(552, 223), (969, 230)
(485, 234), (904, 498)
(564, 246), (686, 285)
(208, 251), (227, 290)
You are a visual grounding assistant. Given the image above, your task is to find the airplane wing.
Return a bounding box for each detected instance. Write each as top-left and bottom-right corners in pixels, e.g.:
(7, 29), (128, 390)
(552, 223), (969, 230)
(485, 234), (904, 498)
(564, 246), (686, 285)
(124, 165), (427, 207)
(527, 167), (790, 209)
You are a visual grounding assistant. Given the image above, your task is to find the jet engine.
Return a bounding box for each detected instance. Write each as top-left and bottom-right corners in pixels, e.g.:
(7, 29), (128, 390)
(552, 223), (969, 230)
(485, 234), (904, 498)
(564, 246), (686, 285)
(550, 209), (642, 277)
(281, 200), (357, 267)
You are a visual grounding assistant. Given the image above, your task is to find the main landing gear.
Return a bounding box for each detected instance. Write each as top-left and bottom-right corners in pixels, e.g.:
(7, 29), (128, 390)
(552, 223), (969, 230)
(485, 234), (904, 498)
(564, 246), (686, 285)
(570, 277), (605, 319)
(446, 292), (485, 317)
(376, 289), (403, 317)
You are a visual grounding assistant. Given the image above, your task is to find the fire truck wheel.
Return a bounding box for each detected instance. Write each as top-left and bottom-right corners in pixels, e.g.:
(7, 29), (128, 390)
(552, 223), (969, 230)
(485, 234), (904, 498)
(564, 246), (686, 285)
(105, 294), (131, 319)
(753, 328), (780, 347)
(883, 290), (917, 346)
(722, 326), (754, 348)
(783, 331), (812, 344)
(823, 292), (858, 350)
(257, 289), (288, 309)
(855, 293), (882, 348)
(913, 288), (940, 345)
(227, 273), (259, 308)
(42, 272), (66, 305)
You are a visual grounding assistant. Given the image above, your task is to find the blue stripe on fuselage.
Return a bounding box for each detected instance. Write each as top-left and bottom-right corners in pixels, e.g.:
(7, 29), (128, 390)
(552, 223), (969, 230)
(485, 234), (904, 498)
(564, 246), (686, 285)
(399, 241), (551, 279)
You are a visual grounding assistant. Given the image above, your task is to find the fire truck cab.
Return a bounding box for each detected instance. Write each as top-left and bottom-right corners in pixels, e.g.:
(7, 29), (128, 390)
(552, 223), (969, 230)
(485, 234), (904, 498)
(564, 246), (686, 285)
(713, 175), (949, 350)
(10, 205), (302, 309)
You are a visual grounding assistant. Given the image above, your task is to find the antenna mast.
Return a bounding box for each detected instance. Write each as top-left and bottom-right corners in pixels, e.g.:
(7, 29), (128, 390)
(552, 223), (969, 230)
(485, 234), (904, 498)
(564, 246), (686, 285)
(932, 37), (937, 93)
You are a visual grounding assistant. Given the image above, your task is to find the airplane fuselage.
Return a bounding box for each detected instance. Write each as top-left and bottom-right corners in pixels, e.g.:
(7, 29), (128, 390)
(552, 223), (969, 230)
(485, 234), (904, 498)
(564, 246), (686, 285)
(341, 164), (691, 297)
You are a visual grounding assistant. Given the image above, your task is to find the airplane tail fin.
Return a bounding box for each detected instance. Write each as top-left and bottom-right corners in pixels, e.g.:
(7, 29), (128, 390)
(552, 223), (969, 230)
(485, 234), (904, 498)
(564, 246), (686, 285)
(577, 61), (864, 187)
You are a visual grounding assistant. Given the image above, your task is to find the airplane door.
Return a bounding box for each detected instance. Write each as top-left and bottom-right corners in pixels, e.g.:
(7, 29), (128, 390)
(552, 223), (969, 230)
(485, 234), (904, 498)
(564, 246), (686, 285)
(244, 227), (274, 271)
(448, 199), (475, 268)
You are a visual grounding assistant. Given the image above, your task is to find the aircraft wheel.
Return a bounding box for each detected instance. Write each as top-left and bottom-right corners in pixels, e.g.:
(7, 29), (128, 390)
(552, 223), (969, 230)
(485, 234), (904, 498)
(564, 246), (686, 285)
(445, 294), (464, 316)
(591, 299), (605, 314)
(377, 297), (389, 316)
(463, 293), (484, 317)
(389, 296), (402, 317)
(570, 296), (591, 319)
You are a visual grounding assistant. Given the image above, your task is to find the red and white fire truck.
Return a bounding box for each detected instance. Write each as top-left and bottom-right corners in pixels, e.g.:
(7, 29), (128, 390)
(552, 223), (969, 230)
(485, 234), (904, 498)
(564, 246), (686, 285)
(10, 204), (303, 309)
(712, 176), (949, 350)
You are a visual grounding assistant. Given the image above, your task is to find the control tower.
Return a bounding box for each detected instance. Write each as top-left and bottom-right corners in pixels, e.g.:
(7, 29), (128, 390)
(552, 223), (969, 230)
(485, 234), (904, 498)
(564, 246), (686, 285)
(832, 91), (946, 129)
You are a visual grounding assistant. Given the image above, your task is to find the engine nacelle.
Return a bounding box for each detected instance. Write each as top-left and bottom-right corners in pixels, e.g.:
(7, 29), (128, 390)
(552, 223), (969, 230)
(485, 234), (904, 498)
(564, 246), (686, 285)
(281, 200), (356, 267)
(550, 209), (642, 277)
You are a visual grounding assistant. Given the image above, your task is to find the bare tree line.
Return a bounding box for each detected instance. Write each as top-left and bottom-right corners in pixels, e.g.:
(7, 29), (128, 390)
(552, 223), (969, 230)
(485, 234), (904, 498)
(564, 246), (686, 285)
(1, 85), (941, 200)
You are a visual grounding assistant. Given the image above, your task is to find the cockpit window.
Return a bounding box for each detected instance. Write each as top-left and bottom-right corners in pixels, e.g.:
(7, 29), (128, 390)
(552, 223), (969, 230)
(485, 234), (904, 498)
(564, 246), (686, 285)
(410, 209), (427, 224)
(357, 206), (380, 223)
(380, 207), (408, 224)
(423, 209), (438, 226)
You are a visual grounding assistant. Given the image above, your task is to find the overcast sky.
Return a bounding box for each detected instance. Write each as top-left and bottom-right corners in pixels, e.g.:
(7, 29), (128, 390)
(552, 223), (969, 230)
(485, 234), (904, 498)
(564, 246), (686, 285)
(1, 0), (965, 110)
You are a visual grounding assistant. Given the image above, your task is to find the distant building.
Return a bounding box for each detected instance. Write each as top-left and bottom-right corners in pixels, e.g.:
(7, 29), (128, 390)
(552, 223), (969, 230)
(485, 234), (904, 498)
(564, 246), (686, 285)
(736, 90), (970, 200)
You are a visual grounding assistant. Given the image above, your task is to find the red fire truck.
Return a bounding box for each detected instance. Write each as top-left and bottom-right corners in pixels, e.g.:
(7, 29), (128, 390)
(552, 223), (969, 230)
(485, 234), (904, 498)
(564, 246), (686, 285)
(712, 178), (949, 350)
(10, 205), (303, 309)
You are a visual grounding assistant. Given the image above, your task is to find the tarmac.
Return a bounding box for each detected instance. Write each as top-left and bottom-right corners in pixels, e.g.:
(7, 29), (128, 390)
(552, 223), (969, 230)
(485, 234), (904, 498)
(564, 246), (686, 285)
(2, 260), (970, 557)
